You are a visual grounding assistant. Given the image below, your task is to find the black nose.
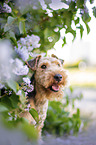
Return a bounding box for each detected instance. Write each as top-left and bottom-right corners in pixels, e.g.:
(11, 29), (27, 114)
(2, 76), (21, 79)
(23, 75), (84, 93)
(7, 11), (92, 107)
(54, 74), (62, 82)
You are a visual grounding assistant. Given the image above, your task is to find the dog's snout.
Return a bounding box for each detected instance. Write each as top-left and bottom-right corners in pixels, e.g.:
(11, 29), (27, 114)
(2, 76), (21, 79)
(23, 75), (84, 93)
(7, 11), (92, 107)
(54, 74), (62, 82)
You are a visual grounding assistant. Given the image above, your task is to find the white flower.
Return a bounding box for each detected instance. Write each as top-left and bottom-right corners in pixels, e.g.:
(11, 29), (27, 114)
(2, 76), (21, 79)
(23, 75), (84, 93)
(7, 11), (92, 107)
(19, 65), (29, 75)
(0, 40), (14, 83)
(25, 92), (28, 96)
(30, 35), (41, 48)
(0, 40), (13, 63)
(34, 43), (41, 48)
(25, 104), (31, 111)
(23, 77), (31, 86)
(20, 34), (41, 48)
(14, 58), (23, 67)
(28, 46), (34, 51)
(27, 84), (34, 92)
(15, 46), (29, 61)
(3, 3), (12, 13)
(54, 27), (59, 32)
(16, 90), (22, 96)
(15, 34), (41, 61)
(9, 58), (15, 64)
(46, 9), (53, 17)
(20, 38), (27, 45)
(0, 83), (5, 89)
(25, 34), (40, 48)
(13, 58), (29, 75)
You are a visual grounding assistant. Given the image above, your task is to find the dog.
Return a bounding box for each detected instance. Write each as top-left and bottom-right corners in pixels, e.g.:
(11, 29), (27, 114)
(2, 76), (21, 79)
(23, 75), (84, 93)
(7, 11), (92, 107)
(21, 54), (68, 138)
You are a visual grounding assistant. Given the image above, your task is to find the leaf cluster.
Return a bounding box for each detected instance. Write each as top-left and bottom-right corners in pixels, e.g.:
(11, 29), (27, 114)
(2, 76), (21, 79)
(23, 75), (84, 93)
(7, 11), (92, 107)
(0, 0), (96, 51)
(43, 101), (81, 136)
(0, 80), (38, 140)
(43, 87), (83, 136)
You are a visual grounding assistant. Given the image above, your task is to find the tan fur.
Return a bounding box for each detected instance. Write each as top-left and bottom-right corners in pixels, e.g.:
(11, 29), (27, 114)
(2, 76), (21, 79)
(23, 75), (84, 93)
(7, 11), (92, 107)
(21, 55), (68, 138)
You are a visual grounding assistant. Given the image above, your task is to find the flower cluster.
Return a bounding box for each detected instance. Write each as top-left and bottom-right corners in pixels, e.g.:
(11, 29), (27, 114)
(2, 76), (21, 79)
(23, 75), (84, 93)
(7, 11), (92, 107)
(22, 77), (34, 93)
(15, 34), (41, 61)
(3, 3), (12, 13)
(0, 40), (29, 89)
(0, 34), (41, 91)
(12, 58), (29, 76)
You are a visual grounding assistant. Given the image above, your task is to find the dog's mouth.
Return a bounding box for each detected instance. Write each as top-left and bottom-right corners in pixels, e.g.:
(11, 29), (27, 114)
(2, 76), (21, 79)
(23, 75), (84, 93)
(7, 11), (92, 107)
(49, 83), (60, 92)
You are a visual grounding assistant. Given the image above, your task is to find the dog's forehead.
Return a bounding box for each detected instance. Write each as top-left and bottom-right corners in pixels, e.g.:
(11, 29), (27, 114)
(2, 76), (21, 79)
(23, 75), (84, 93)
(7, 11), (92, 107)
(39, 57), (61, 64)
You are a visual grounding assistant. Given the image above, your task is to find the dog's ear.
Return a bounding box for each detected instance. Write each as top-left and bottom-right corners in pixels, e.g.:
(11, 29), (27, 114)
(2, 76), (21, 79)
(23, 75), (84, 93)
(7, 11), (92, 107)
(51, 54), (58, 59)
(51, 54), (64, 65)
(59, 58), (64, 65)
(26, 55), (41, 71)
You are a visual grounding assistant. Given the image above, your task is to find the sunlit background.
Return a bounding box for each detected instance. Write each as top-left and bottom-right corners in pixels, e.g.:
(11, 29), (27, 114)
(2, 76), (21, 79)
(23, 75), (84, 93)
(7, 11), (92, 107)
(48, 0), (96, 88)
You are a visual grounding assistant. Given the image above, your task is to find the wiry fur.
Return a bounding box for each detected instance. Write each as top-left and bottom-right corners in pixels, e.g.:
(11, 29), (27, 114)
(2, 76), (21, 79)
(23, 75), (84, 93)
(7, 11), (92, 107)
(21, 55), (68, 138)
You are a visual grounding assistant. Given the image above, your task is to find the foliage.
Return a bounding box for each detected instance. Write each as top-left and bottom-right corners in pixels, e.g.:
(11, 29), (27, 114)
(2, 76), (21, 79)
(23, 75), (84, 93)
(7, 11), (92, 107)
(0, 0), (95, 140)
(43, 87), (83, 136)
(0, 0), (96, 50)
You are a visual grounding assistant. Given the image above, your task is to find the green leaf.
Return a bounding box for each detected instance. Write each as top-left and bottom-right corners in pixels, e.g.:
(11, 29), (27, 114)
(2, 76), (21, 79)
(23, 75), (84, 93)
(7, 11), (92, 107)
(4, 16), (17, 32)
(85, 23), (90, 34)
(80, 24), (84, 38)
(76, 108), (80, 117)
(90, 0), (94, 4)
(62, 36), (66, 47)
(4, 24), (11, 32)
(92, 7), (96, 18)
(29, 108), (39, 123)
(9, 31), (17, 46)
(44, 0), (52, 4)
(10, 94), (20, 108)
(1, 96), (13, 109)
(82, 12), (91, 23)
(69, 1), (76, 11)
(76, 0), (84, 8)
(66, 28), (76, 41)
(0, 103), (9, 112)
(44, 28), (51, 39)
(18, 90), (26, 105)
(7, 16), (16, 24)
(63, 11), (73, 27)
(7, 80), (19, 93)
(77, 24), (84, 38)
(70, 86), (73, 93)
(19, 20), (26, 34)
(21, 121), (38, 140)
(9, 31), (16, 40)
(74, 17), (80, 25)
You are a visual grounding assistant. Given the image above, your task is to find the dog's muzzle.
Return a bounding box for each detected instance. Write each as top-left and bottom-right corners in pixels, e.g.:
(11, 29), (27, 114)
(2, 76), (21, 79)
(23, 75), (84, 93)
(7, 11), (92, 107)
(54, 74), (62, 82)
(49, 84), (60, 92)
(49, 74), (62, 92)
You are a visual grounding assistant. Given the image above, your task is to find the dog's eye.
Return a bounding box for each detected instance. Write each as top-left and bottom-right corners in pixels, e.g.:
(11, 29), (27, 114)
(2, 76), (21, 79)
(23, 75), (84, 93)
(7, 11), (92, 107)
(58, 64), (60, 67)
(41, 65), (47, 69)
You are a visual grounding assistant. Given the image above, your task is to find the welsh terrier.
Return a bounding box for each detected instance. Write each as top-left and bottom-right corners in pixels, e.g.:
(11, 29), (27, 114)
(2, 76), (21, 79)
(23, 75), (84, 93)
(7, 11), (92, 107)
(21, 54), (68, 138)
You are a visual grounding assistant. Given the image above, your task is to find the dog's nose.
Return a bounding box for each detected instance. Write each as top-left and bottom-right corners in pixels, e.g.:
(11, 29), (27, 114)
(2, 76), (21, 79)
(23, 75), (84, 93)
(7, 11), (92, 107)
(54, 74), (62, 82)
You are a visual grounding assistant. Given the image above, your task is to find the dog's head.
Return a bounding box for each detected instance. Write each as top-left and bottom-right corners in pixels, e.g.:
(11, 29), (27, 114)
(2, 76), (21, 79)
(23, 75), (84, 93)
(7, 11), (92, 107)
(26, 54), (68, 100)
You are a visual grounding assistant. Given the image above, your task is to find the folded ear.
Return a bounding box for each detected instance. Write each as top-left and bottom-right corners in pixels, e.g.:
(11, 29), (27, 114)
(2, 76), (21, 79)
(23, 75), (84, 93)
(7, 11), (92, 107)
(59, 58), (64, 65)
(26, 55), (41, 71)
(51, 54), (64, 65)
(51, 54), (58, 59)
